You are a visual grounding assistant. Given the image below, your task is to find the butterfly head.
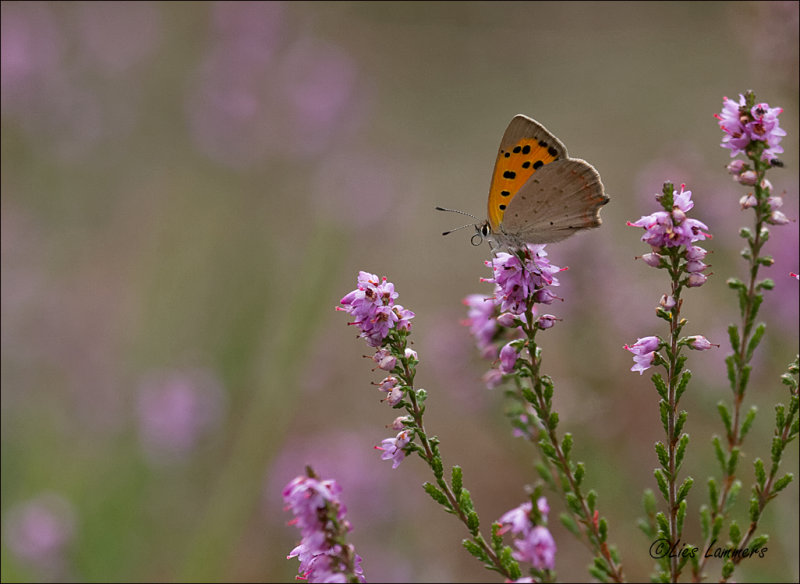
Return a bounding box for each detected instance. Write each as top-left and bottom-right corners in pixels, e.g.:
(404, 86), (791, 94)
(436, 206), (493, 247)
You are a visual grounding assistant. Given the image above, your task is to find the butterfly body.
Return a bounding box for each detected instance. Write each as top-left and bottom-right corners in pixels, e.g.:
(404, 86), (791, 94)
(448, 115), (609, 249)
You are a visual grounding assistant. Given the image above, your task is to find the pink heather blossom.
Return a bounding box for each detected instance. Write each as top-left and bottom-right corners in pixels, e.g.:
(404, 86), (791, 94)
(641, 252), (663, 268)
(372, 348), (396, 371)
(737, 170), (758, 185)
(376, 429), (412, 469)
(482, 244), (563, 318)
(659, 294), (677, 310)
(686, 336), (718, 351)
(513, 526), (557, 571)
(536, 497), (549, 519)
(686, 259), (708, 273)
(283, 474), (365, 583)
(627, 185), (710, 249)
(726, 159), (747, 175)
(536, 315), (559, 330)
(687, 273), (708, 287)
(716, 95), (786, 161)
(624, 336), (660, 375)
(462, 294), (500, 359)
(739, 193), (758, 209)
(496, 499), (556, 571)
(482, 368), (505, 390)
(499, 342), (522, 374)
(497, 501), (533, 535)
(685, 246), (708, 261)
(338, 271), (414, 347)
(716, 94), (751, 157)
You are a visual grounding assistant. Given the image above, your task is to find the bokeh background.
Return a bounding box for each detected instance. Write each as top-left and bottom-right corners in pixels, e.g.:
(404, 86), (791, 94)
(2, 1), (798, 582)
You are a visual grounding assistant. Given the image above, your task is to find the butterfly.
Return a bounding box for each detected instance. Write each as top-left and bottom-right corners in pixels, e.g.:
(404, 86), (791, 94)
(438, 114), (609, 248)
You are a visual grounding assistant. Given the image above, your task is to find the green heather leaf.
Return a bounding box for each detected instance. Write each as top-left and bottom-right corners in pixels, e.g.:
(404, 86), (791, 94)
(423, 482), (452, 510)
(725, 481), (742, 513)
(654, 469), (669, 502)
(587, 490), (598, 513)
(677, 477), (694, 503)
(712, 436), (726, 473)
(708, 478), (718, 507)
(773, 473), (794, 494)
(727, 324), (740, 352)
(754, 458), (766, 489)
(574, 462), (585, 486)
(561, 432), (573, 459)
(674, 412), (688, 440)
(727, 447), (740, 476)
(676, 371), (691, 403)
(700, 505), (711, 540)
(676, 434), (689, 471)
(560, 512), (580, 536)
(451, 466), (463, 499)
(729, 520), (741, 545)
(717, 402), (732, 436)
(462, 539), (489, 562)
(655, 441), (669, 468)
(749, 496), (760, 523)
(653, 373), (668, 401)
(677, 499), (687, 535)
(740, 406), (757, 440)
(746, 323), (766, 361)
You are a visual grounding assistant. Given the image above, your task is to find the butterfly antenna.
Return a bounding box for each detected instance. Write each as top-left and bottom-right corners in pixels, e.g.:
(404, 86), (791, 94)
(435, 206), (481, 236)
(435, 206), (478, 220)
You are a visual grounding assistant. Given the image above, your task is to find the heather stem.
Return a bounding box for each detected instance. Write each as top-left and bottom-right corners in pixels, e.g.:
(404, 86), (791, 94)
(693, 153), (772, 581)
(393, 338), (514, 580)
(521, 325), (625, 583)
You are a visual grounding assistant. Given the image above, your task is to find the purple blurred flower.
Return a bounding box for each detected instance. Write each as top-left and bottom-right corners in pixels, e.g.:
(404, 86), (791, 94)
(137, 368), (225, 463)
(337, 271), (414, 348)
(3, 493), (75, 572)
(462, 294), (500, 359)
(283, 473), (365, 583)
(513, 526), (556, 571)
(497, 501), (532, 536)
(496, 499), (556, 572)
(499, 342), (521, 374)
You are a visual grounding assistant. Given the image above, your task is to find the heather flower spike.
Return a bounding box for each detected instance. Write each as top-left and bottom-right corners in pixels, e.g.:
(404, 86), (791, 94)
(462, 243), (625, 582)
(627, 181), (717, 582)
(283, 467), (365, 583)
(337, 272), (525, 580)
(690, 91), (798, 583)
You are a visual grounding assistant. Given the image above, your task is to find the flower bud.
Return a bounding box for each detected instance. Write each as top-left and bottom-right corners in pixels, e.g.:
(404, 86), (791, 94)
(737, 170), (758, 185)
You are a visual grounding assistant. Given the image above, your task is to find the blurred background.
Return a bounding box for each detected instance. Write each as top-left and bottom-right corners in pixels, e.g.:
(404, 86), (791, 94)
(1, 1), (798, 582)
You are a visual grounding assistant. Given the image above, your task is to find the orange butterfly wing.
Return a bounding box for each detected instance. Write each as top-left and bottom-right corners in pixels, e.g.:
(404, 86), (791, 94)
(487, 115), (568, 232)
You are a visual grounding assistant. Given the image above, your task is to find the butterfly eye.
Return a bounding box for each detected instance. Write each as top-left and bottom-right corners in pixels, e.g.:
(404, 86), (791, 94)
(481, 223), (491, 237)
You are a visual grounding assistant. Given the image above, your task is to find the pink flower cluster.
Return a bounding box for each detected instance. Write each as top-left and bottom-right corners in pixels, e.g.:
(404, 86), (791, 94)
(715, 94), (786, 162)
(482, 245), (563, 316)
(496, 498), (556, 572)
(283, 474), (365, 583)
(462, 245), (564, 388)
(627, 185), (711, 250)
(338, 271), (414, 347)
